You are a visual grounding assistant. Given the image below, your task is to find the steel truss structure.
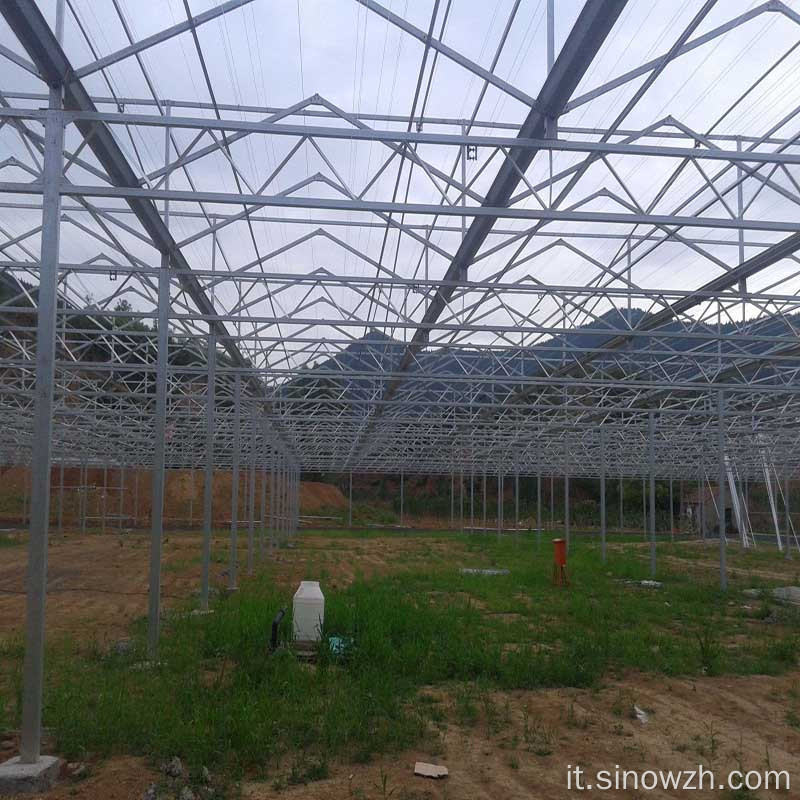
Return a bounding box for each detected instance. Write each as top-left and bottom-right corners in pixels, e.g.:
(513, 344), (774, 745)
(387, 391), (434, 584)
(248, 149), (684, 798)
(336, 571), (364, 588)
(3, 0), (800, 766)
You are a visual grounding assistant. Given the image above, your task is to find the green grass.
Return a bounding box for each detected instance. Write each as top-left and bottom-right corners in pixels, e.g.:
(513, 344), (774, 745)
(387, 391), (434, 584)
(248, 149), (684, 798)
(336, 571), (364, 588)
(0, 532), (798, 783)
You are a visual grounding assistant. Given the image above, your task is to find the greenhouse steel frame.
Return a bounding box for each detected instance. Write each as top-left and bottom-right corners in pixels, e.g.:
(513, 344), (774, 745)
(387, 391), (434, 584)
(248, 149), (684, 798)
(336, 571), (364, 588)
(3, 0), (800, 766)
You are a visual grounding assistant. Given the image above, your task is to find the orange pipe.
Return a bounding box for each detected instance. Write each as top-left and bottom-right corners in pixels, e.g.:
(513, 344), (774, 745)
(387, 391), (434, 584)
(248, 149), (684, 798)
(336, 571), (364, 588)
(552, 537), (567, 566)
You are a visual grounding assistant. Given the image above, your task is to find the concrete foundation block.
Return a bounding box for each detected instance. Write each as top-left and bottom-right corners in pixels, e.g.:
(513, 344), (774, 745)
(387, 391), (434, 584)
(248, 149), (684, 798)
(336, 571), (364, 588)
(0, 755), (62, 794)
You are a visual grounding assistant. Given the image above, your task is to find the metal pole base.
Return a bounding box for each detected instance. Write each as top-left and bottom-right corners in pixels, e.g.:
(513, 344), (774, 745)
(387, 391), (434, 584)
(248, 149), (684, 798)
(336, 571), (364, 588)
(0, 756), (62, 795)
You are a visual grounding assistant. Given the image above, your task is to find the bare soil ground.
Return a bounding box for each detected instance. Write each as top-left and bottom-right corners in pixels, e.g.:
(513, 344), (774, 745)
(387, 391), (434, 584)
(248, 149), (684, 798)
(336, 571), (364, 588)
(29, 673), (800, 800)
(242, 673), (800, 800)
(0, 530), (465, 641)
(0, 468), (347, 527)
(1, 532), (799, 799)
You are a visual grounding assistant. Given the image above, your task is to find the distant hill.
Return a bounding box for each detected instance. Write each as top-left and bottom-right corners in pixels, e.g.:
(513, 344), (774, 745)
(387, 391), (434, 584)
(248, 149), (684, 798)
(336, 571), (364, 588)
(279, 305), (800, 412)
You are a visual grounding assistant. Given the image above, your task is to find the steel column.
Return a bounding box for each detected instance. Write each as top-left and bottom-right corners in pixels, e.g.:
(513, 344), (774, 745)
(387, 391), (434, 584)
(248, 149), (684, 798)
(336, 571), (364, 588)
(649, 411), (656, 577)
(200, 334), (215, 610)
(718, 390), (727, 590)
(19, 81), (64, 767)
(600, 428), (607, 562)
(229, 374), (240, 589)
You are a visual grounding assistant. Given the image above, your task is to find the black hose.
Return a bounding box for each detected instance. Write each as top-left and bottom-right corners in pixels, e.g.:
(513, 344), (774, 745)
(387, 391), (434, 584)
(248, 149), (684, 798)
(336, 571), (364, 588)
(270, 608), (286, 651)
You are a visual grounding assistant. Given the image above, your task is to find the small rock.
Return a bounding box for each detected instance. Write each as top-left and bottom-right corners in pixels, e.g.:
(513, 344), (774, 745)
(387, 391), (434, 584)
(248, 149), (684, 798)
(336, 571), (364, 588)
(112, 638), (133, 656)
(143, 784), (159, 800)
(201, 766), (211, 784)
(179, 787), (196, 800)
(164, 756), (183, 778)
(67, 761), (87, 779)
(414, 761), (449, 779)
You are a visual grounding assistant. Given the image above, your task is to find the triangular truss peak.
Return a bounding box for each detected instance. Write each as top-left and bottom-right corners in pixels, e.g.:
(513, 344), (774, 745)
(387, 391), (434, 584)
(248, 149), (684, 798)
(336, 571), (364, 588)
(2, 0), (800, 482)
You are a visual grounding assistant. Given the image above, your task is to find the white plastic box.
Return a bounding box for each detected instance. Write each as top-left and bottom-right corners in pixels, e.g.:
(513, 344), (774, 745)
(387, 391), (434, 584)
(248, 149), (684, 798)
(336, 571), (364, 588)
(292, 581), (325, 643)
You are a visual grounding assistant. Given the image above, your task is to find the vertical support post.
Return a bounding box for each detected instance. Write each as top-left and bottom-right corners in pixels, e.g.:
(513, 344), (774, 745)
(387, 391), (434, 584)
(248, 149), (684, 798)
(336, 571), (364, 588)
(57, 459), (64, 534)
(641, 477), (646, 541)
(619, 476), (623, 531)
(19, 66), (65, 765)
(189, 468), (196, 528)
(285, 464), (289, 541)
(200, 334), (215, 611)
(274, 452), (283, 547)
(450, 468), (454, 529)
(784, 475), (792, 560)
(101, 459), (108, 533)
(80, 457), (87, 535)
(247, 412), (257, 574)
(400, 469), (404, 525)
(497, 470), (502, 537)
(564, 437), (570, 551)
(288, 466), (293, 538)
(268, 448), (276, 550)
(564, 471), (570, 552)
(600, 428), (607, 562)
(259, 429), (268, 557)
(281, 460), (288, 542)
(469, 466), (474, 534)
(649, 411), (656, 578)
(459, 460), (464, 535)
(119, 460), (125, 530)
(483, 468), (487, 532)
(348, 470), (353, 528)
(293, 466), (299, 537)
(700, 468), (706, 540)
(514, 470), (519, 536)
(229, 374), (240, 589)
(669, 476), (674, 542)
(147, 105), (171, 660)
(188, 471), (194, 528)
(284, 466), (289, 541)
(718, 390), (728, 590)
(536, 470), (542, 549)
(133, 466), (139, 527)
(241, 452), (249, 539)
